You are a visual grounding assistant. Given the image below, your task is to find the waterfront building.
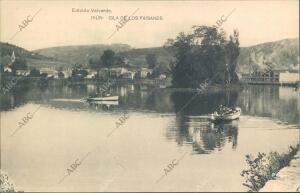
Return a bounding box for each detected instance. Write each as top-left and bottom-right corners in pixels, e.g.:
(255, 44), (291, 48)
(159, 73), (167, 79)
(278, 70), (299, 83)
(122, 71), (135, 80)
(16, 70), (30, 76)
(138, 68), (153, 78)
(86, 70), (97, 79)
(4, 67), (12, 73)
(109, 67), (128, 77)
(241, 69), (299, 84)
(40, 68), (58, 78)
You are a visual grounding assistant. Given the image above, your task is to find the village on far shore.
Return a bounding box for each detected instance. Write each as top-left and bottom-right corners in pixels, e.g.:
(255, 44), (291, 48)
(3, 64), (168, 81)
(0, 37), (299, 88)
(2, 53), (299, 87)
(1, 48), (171, 87)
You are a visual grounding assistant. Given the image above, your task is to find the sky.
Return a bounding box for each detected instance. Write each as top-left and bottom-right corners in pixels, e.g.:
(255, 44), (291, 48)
(0, 0), (299, 51)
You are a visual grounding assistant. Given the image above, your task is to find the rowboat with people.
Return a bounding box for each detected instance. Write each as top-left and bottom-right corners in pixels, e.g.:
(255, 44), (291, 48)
(209, 105), (241, 122)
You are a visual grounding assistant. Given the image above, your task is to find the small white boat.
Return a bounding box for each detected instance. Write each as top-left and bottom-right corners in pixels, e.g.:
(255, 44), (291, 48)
(88, 100), (119, 105)
(210, 107), (241, 122)
(86, 95), (119, 101)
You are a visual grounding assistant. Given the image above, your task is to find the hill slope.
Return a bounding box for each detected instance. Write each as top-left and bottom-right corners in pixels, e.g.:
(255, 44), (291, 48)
(238, 38), (299, 73)
(120, 47), (174, 68)
(2, 38), (298, 72)
(35, 44), (132, 65)
(34, 38), (299, 73)
(0, 42), (71, 69)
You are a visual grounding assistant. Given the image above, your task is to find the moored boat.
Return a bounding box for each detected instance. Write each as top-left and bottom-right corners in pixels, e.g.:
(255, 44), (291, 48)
(85, 92), (119, 102)
(86, 95), (119, 101)
(88, 100), (119, 105)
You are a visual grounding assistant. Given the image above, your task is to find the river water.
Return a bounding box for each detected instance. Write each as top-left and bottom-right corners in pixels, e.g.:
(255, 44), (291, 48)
(1, 84), (299, 191)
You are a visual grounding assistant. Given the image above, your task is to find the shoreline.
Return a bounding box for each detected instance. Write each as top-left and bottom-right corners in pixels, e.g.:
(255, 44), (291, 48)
(241, 144), (300, 192)
(260, 150), (300, 192)
(1, 76), (298, 96)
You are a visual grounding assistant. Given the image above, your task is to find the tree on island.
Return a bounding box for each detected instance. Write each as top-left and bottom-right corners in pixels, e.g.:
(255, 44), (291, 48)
(226, 30), (240, 83)
(146, 54), (158, 69)
(165, 25), (240, 88)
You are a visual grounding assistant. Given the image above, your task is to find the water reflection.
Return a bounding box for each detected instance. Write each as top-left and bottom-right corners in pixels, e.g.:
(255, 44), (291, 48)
(170, 88), (241, 115)
(167, 115), (239, 154)
(238, 85), (300, 124)
(167, 88), (240, 153)
(1, 83), (299, 192)
(197, 121), (238, 152)
(0, 84), (299, 155)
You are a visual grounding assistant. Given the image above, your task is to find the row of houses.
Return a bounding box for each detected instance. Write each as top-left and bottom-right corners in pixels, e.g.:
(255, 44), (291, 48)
(92, 67), (159, 79)
(241, 70), (299, 84)
(4, 67), (65, 78)
(4, 67), (168, 80)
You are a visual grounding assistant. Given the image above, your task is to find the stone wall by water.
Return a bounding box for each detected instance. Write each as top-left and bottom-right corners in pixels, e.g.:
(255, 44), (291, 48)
(260, 151), (300, 192)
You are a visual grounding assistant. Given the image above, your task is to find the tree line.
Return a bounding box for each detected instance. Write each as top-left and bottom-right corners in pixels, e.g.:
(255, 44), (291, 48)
(1, 25), (240, 87)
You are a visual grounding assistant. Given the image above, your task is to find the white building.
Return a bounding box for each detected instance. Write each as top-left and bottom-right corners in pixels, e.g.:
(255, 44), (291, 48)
(4, 67), (12, 73)
(110, 67), (128, 77)
(159, 73), (167, 79)
(86, 71), (97, 79)
(40, 68), (59, 78)
(122, 71), (135, 80)
(139, 68), (153, 78)
(278, 70), (299, 83)
(16, 70), (30, 76)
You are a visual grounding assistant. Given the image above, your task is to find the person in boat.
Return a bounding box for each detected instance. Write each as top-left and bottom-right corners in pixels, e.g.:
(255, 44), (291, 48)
(217, 105), (236, 115)
(218, 105), (228, 114)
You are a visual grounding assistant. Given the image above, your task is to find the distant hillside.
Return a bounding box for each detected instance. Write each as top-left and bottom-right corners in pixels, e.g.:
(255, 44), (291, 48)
(2, 38), (298, 72)
(0, 42), (50, 61)
(238, 38), (299, 73)
(35, 44), (173, 69)
(120, 47), (175, 68)
(33, 38), (299, 73)
(0, 42), (71, 69)
(35, 44), (132, 65)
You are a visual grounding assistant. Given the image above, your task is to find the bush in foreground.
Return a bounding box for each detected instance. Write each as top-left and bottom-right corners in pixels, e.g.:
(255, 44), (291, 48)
(0, 170), (16, 192)
(241, 144), (299, 192)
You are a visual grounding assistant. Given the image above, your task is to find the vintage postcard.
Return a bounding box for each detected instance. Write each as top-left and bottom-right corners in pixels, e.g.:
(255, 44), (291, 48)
(0, 0), (299, 192)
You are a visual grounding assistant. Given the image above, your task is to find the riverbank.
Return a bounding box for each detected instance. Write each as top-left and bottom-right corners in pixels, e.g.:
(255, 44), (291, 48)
(241, 81), (299, 87)
(1, 76), (172, 90)
(165, 83), (244, 92)
(2, 76), (299, 94)
(260, 150), (300, 192)
(241, 144), (299, 192)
